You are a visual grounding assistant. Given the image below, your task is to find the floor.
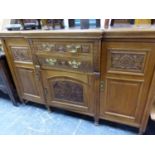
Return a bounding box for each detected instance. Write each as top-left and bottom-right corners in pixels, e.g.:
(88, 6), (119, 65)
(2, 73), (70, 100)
(0, 92), (154, 135)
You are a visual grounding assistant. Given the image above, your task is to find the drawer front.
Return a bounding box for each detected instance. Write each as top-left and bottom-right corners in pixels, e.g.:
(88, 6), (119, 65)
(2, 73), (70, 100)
(31, 39), (93, 55)
(30, 39), (101, 72)
(37, 55), (93, 72)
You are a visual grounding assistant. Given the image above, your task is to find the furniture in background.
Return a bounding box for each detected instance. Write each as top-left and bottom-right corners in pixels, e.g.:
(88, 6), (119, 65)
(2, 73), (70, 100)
(0, 49), (18, 106)
(104, 19), (155, 28)
(1, 19), (155, 133)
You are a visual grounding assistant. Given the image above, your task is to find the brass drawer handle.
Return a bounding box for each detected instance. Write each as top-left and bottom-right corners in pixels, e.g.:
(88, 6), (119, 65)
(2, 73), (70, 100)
(42, 43), (55, 51)
(45, 58), (57, 66)
(68, 60), (81, 69)
(66, 45), (81, 53)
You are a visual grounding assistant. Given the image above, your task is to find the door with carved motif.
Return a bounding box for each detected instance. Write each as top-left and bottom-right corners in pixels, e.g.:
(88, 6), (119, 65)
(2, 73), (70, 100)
(4, 38), (45, 104)
(100, 42), (155, 127)
(41, 69), (96, 115)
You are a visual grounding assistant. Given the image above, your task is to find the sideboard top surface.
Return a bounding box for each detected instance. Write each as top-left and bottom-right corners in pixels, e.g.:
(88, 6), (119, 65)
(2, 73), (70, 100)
(1, 28), (155, 39)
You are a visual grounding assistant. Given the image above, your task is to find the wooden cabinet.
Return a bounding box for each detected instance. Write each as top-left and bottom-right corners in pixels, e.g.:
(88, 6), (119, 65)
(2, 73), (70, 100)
(1, 29), (155, 133)
(0, 30), (101, 123)
(100, 38), (155, 132)
(28, 36), (101, 119)
(3, 38), (45, 104)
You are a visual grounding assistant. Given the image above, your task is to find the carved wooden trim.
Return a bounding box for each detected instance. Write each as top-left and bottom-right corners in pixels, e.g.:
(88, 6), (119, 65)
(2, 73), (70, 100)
(10, 46), (32, 62)
(107, 48), (148, 73)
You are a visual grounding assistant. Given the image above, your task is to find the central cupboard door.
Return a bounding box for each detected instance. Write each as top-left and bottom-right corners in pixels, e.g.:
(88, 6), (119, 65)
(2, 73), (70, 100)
(41, 70), (95, 115)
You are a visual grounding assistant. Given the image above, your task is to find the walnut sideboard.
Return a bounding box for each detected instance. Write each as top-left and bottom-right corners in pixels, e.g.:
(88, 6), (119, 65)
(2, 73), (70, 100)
(1, 29), (155, 133)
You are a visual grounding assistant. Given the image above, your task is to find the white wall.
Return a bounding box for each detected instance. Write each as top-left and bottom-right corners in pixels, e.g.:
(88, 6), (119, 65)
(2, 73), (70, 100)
(0, 19), (10, 30)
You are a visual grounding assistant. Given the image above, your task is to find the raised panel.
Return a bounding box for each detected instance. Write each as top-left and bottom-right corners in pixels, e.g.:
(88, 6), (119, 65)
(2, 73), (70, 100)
(15, 67), (44, 103)
(107, 48), (148, 75)
(17, 68), (39, 96)
(100, 78), (143, 125)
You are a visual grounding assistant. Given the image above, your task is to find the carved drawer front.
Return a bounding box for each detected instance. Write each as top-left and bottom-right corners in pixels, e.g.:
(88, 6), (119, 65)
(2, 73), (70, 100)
(31, 40), (93, 55)
(42, 70), (95, 114)
(37, 55), (93, 72)
(107, 48), (148, 75)
(10, 46), (32, 63)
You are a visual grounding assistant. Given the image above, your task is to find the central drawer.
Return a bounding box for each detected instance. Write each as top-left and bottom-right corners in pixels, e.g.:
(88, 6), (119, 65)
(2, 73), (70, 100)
(29, 39), (100, 72)
(36, 54), (93, 72)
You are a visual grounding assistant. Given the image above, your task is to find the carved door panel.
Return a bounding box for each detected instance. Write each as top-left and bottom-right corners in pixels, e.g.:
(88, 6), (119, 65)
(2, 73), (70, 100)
(100, 42), (155, 126)
(42, 70), (95, 115)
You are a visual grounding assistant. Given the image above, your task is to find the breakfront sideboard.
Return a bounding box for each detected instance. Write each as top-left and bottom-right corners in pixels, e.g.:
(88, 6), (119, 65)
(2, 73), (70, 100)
(0, 29), (155, 133)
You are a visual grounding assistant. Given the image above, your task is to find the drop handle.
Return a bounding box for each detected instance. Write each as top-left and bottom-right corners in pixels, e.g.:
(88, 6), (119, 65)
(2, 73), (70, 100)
(68, 60), (81, 69)
(67, 45), (81, 53)
(45, 58), (57, 66)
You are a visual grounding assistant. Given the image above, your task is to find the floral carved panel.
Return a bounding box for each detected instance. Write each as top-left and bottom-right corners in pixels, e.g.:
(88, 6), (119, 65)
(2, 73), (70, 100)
(11, 47), (32, 62)
(108, 49), (147, 73)
(52, 80), (84, 104)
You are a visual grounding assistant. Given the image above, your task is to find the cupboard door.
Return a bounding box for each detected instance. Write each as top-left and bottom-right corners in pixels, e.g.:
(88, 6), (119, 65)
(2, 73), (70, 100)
(4, 38), (45, 104)
(42, 70), (96, 115)
(15, 66), (44, 104)
(100, 42), (155, 127)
